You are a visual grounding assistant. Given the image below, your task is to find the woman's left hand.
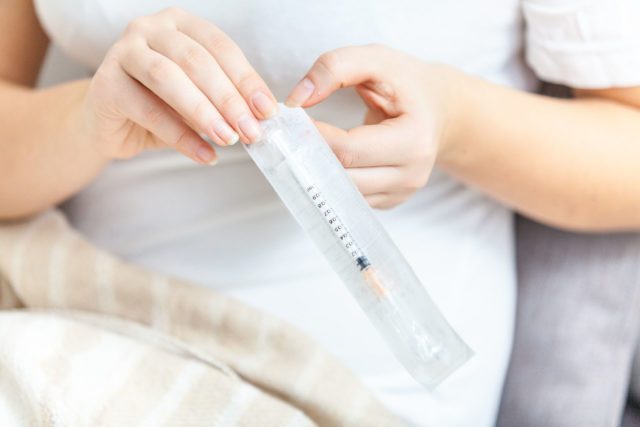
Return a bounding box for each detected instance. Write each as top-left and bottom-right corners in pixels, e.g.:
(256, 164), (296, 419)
(285, 44), (461, 209)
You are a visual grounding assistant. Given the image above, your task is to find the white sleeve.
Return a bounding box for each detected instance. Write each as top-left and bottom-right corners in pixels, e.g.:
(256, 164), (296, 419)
(523, 0), (640, 88)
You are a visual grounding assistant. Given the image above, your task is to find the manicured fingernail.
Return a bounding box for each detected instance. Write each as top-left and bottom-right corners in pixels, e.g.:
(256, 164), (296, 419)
(251, 91), (278, 119)
(285, 78), (315, 107)
(196, 145), (216, 164)
(237, 114), (263, 142)
(212, 119), (239, 146)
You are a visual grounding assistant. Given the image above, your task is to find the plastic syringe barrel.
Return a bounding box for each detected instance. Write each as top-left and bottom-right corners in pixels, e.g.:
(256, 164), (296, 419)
(243, 104), (472, 388)
(267, 128), (372, 271)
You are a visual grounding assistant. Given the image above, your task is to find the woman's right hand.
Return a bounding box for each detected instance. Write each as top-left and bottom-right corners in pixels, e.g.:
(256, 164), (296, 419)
(82, 7), (277, 165)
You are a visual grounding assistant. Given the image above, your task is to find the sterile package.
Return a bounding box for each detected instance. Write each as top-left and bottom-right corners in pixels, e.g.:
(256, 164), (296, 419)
(244, 104), (472, 388)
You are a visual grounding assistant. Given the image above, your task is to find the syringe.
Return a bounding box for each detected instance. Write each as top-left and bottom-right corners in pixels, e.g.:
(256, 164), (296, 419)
(269, 129), (386, 296)
(244, 105), (472, 388)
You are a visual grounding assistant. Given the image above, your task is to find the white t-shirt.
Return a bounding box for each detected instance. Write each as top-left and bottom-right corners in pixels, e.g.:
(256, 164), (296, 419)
(33, 1), (640, 426)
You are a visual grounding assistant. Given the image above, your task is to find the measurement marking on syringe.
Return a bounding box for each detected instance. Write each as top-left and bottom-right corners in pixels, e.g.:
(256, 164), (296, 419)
(305, 184), (371, 270)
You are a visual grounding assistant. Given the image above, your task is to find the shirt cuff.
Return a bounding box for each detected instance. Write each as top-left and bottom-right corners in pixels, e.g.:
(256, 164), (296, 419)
(524, 0), (640, 89)
(527, 38), (640, 89)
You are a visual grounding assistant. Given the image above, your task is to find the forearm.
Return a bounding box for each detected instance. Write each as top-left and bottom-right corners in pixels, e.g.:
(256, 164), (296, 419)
(0, 79), (109, 219)
(438, 71), (640, 232)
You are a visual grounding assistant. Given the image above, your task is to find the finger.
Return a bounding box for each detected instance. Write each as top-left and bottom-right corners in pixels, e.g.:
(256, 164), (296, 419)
(147, 30), (251, 146)
(148, 30), (265, 143)
(113, 65), (218, 164)
(286, 45), (387, 107)
(315, 118), (414, 167)
(346, 166), (405, 195)
(175, 14), (278, 121)
(120, 41), (236, 146)
(364, 193), (392, 209)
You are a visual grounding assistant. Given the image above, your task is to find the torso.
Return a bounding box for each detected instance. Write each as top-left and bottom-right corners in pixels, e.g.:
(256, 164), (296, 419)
(35, 1), (533, 425)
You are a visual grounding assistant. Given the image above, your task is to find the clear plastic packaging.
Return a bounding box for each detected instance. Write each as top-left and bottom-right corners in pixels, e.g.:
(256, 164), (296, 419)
(244, 104), (472, 388)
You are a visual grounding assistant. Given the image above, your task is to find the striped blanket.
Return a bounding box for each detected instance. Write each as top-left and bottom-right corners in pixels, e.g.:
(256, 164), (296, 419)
(0, 210), (405, 427)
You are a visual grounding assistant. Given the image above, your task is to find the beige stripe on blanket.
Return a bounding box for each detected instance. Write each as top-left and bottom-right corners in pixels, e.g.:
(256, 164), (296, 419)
(0, 210), (405, 427)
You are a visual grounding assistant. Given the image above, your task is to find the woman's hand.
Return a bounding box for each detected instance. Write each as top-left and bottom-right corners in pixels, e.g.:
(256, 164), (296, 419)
(286, 45), (640, 231)
(83, 7), (277, 165)
(286, 44), (460, 208)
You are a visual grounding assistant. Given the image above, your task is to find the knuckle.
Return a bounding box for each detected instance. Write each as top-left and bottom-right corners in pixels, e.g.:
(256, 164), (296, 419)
(206, 29), (231, 52)
(106, 41), (124, 59)
(160, 6), (185, 18)
(217, 90), (242, 113)
(98, 54), (120, 76)
(191, 98), (214, 130)
(316, 51), (344, 88)
(317, 51), (340, 73)
(109, 38), (136, 62)
(147, 58), (172, 83)
(125, 17), (148, 34)
(180, 46), (208, 72)
(235, 72), (262, 93)
(173, 128), (191, 148)
(142, 104), (164, 127)
(93, 57), (121, 95)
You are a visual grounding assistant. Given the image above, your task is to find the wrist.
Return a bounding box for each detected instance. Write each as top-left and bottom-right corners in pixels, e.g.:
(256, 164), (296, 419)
(431, 66), (475, 168)
(66, 80), (113, 167)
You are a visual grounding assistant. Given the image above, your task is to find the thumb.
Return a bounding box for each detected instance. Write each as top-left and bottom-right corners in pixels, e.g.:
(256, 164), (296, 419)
(285, 44), (389, 108)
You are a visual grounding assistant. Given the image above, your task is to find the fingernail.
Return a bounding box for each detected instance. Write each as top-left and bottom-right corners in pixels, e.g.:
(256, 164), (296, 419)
(251, 91), (278, 119)
(285, 78), (315, 107)
(237, 114), (263, 142)
(212, 119), (239, 146)
(196, 145), (216, 164)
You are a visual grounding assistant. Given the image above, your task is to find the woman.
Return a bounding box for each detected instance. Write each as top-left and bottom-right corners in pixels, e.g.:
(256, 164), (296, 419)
(1, 0), (639, 425)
